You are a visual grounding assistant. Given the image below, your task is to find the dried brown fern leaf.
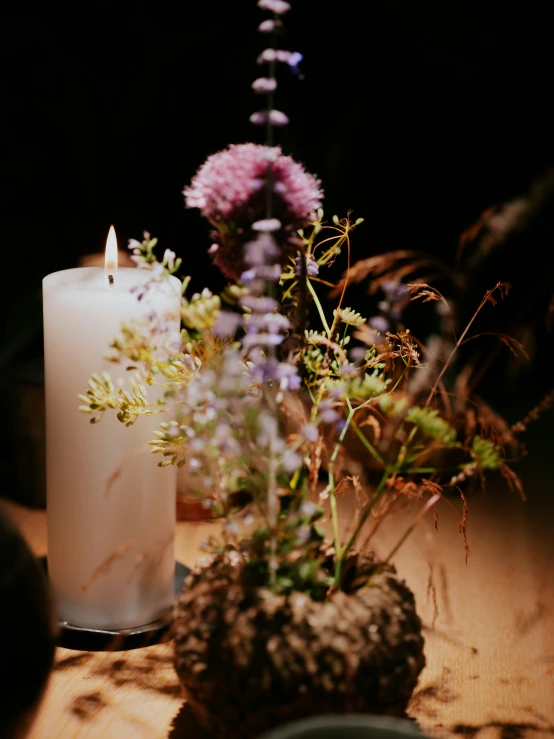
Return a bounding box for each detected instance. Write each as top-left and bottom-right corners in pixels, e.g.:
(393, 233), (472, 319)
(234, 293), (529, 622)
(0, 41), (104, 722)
(500, 463), (526, 501)
(469, 396), (522, 458)
(383, 492), (442, 564)
(425, 282), (513, 406)
(360, 478), (442, 552)
(406, 281), (450, 309)
(457, 489), (470, 564)
(460, 331), (529, 360)
(512, 388), (554, 433)
(456, 199), (530, 269)
(332, 250), (457, 297)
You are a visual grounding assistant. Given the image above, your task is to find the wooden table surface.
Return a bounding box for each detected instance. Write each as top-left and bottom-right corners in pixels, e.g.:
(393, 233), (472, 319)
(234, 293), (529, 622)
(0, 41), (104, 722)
(2, 446), (554, 739)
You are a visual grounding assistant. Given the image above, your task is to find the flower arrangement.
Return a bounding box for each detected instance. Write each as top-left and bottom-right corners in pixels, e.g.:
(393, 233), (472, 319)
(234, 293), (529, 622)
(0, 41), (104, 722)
(78, 0), (542, 734)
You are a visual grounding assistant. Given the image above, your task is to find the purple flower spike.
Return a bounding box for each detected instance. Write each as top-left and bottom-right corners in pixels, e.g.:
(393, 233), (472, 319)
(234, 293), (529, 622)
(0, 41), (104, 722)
(257, 0), (291, 13)
(252, 77), (277, 93)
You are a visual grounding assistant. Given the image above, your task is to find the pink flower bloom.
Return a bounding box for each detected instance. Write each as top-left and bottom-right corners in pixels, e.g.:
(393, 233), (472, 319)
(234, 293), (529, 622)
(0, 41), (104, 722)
(183, 143), (323, 280)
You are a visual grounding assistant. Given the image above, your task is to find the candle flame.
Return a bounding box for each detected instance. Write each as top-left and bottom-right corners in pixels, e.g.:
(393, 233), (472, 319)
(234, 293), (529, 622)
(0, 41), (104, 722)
(105, 225), (118, 273)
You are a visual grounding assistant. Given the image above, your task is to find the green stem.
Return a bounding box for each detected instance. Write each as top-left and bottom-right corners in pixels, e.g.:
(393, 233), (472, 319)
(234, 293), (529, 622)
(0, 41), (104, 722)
(307, 279), (331, 335)
(328, 462), (342, 558)
(326, 405), (356, 559)
(335, 467), (390, 586)
(331, 407), (355, 463)
(394, 425), (418, 473)
(350, 416), (385, 465)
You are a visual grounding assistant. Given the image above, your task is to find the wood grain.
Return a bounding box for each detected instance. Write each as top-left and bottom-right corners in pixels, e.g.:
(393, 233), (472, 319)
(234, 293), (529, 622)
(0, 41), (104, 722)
(2, 454), (553, 738)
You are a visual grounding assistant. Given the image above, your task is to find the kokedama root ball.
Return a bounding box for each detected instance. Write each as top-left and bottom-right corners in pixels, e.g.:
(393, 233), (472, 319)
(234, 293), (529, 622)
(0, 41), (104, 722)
(174, 549), (425, 739)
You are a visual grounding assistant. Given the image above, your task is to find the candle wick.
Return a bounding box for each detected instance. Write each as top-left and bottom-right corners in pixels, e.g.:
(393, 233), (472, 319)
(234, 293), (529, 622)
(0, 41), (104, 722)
(108, 274), (114, 286)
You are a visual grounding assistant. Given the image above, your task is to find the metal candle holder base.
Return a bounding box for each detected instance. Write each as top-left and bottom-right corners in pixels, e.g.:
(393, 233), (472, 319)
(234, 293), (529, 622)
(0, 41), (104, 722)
(40, 558), (190, 651)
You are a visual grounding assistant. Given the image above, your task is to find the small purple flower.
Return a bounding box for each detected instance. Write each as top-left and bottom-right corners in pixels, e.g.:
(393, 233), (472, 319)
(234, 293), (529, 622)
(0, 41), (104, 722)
(287, 51), (303, 68)
(274, 362), (300, 390)
(246, 312), (290, 333)
(242, 332), (284, 349)
(252, 77), (277, 93)
(295, 525), (311, 545)
(349, 347), (367, 362)
(240, 296), (279, 312)
(213, 311), (243, 337)
(257, 0), (290, 12)
(382, 280), (408, 302)
(241, 269), (257, 284)
(244, 234), (280, 266)
(369, 316), (390, 334)
(282, 449), (302, 474)
(269, 109), (289, 125)
(299, 501), (318, 518)
(250, 110), (289, 126)
(258, 19), (281, 32)
(257, 48), (277, 64)
(249, 111), (268, 126)
(339, 362), (356, 377)
(252, 218), (282, 232)
(275, 50), (302, 67)
(241, 264), (282, 282)
(300, 424), (319, 443)
(295, 254), (319, 277)
(316, 399), (340, 425)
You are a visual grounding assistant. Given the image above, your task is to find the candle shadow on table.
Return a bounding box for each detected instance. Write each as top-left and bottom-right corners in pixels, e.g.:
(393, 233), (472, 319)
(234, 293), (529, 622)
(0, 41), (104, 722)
(168, 702), (214, 739)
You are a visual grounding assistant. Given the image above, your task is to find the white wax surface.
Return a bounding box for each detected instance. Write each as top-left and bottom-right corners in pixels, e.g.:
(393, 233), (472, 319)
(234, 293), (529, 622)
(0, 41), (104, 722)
(43, 267), (181, 629)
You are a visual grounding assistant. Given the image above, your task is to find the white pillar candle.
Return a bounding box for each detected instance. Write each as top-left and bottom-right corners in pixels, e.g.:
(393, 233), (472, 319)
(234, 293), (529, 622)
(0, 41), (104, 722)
(42, 230), (181, 630)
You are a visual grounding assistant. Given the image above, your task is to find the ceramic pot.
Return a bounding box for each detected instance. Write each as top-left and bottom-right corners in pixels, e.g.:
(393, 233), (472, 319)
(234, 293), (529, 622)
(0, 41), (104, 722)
(257, 713), (426, 739)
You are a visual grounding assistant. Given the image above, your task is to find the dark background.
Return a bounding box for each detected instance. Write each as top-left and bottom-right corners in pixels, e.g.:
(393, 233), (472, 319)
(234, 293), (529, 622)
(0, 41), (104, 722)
(1, 1), (553, 500)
